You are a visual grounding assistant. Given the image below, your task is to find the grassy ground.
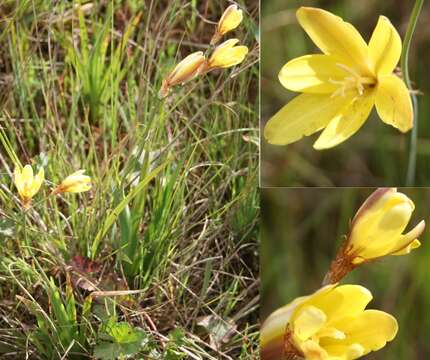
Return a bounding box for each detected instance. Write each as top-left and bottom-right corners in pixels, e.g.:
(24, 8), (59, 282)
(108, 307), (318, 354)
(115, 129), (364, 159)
(262, 187), (430, 359)
(261, 0), (430, 187)
(0, 1), (259, 358)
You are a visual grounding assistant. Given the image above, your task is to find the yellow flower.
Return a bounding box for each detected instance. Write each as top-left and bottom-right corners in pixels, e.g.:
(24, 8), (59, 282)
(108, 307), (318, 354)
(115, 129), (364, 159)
(264, 7), (413, 149)
(324, 188), (424, 284)
(206, 39), (248, 70)
(348, 188), (424, 262)
(14, 164), (44, 209)
(260, 284), (398, 360)
(211, 4), (243, 44)
(159, 51), (206, 98)
(54, 170), (92, 194)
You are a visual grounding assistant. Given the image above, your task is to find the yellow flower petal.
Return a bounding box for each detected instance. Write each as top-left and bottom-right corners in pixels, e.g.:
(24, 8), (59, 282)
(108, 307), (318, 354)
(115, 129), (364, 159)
(293, 306), (327, 341)
(301, 340), (329, 360)
(390, 219), (425, 255)
(352, 201), (413, 260)
(331, 310), (398, 355)
(296, 7), (372, 76)
(368, 16), (402, 76)
(218, 5), (243, 35)
(313, 90), (375, 149)
(322, 342), (365, 359)
(208, 39), (248, 69)
(264, 92), (354, 145)
(260, 298), (308, 359)
(32, 167), (45, 196)
(318, 285), (373, 323)
(392, 239), (421, 255)
(279, 54), (347, 94)
(22, 164), (33, 183)
(375, 74), (413, 132)
(14, 167), (24, 194)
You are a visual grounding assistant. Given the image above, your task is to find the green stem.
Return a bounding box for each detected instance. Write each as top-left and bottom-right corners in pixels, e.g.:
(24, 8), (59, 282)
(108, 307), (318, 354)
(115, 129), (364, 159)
(403, 0), (424, 186)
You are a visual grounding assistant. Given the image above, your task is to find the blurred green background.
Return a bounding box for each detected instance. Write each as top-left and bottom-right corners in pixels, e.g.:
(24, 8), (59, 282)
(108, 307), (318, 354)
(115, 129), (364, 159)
(261, 0), (430, 186)
(261, 187), (430, 359)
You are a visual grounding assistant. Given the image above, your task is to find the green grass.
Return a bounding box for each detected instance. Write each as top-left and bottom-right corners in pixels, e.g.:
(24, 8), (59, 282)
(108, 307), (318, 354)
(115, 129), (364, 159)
(0, 1), (259, 358)
(261, 0), (430, 187)
(262, 187), (430, 359)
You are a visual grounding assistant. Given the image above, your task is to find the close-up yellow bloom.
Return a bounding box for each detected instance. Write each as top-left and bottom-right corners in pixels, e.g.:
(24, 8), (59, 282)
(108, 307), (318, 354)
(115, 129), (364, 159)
(348, 188), (424, 262)
(206, 39), (248, 71)
(211, 4), (244, 44)
(260, 284), (398, 360)
(324, 188), (425, 284)
(159, 51), (206, 98)
(264, 7), (413, 150)
(53, 170), (92, 194)
(14, 164), (44, 209)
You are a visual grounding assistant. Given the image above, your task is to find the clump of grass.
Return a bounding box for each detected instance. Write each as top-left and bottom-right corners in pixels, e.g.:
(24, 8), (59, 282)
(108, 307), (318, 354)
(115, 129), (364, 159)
(0, 1), (259, 358)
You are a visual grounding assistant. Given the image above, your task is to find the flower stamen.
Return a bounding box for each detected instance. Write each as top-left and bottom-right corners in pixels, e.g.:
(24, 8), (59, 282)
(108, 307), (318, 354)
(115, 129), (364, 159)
(329, 63), (376, 98)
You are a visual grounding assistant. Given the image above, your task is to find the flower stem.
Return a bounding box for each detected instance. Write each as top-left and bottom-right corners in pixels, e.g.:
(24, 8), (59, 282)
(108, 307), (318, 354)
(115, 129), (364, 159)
(403, 0), (424, 186)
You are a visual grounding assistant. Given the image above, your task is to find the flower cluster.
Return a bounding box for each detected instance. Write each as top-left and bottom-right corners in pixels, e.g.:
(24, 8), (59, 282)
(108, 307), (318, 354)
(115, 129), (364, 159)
(261, 188), (425, 359)
(264, 7), (413, 150)
(13, 164), (92, 210)
(159, 4), (248, 98)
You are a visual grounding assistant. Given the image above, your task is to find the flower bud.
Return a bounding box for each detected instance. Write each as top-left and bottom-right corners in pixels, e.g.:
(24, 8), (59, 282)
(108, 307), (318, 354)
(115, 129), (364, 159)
(261, 285), (398, 360)
(54, 170), (91, 194)
(324, 188), (425, 284)
(159, 52), (206, 98)
(206, 39), (248, 71)
(14, 165), (44, 209)
(211, 5), (243, 44)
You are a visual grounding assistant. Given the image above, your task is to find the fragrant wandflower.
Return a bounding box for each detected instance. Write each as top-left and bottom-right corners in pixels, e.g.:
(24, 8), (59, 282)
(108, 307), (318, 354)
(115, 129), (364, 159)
(211, 4), (243, 44)
(264, 7), (413, 149)
(260, 284), (398, 360)
(324, 188), (425, 284)
(14, 164), (44, 209)
(205, 39), (248, 71)
(159, 51), (206, 98)
(53, 170), (92, 194)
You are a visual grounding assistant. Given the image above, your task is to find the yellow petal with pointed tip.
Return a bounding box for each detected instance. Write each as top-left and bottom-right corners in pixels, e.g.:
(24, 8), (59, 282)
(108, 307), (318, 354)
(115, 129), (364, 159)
(296, 7), (372, 75)
(375, 74), (413, 132)
(368, 16), (402, 76)
(279, 54), (347, 94)
(314, 90), (375, 149)
(264, 93), (354, 145)
(390, 219), (425, 255)
(33, 168), (45, 196)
